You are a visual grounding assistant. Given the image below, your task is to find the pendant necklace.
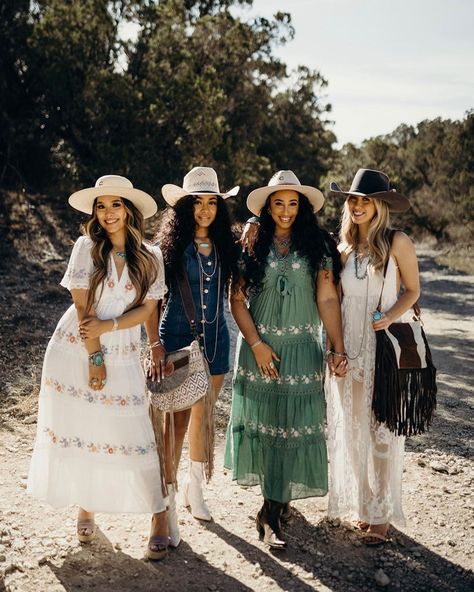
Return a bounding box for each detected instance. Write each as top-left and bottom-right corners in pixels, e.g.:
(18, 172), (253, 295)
(354, 245), (369, 280)
(114, 250), (127, 260)
(272, 236), (292, 275)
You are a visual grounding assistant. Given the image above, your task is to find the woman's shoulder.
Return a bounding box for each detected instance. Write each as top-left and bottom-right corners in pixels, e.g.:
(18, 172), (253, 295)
(390, 230), (415, 252)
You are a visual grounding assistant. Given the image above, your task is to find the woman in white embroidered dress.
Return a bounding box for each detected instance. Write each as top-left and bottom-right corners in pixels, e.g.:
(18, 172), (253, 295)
(28, 175), (170, 560)
(326, 169), (420, 545)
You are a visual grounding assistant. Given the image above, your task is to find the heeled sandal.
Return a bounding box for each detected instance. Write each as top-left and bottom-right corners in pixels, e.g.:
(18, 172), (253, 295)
(146, 535), (169, 561)
(77, 518), (96, 543)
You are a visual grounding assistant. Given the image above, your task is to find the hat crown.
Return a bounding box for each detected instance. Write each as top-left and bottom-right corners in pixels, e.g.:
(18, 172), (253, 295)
(349, 169), (390, 195)
(182, 167), (220, 194)
(268, 170), (301, 188)
(95, 175), (134, 189)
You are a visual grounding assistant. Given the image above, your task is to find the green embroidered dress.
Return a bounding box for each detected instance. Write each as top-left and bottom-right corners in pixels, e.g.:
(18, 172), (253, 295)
(224, 248), (330, 502)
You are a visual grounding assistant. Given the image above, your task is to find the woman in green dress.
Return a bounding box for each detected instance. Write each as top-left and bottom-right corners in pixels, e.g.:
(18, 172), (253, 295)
(225, 171), (347, 549)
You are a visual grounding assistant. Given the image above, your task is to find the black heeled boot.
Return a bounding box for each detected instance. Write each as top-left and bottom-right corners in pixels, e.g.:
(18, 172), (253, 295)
(256, 499), (287, 549)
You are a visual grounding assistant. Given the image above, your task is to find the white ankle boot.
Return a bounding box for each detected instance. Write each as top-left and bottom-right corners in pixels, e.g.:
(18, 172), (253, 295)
(167, 484), (181, 547)
(183, 460), (212, 521)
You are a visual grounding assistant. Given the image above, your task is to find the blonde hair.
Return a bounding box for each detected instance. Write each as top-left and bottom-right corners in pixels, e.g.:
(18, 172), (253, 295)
(340, 198), (392, 271)
(83, 198), (158, 313)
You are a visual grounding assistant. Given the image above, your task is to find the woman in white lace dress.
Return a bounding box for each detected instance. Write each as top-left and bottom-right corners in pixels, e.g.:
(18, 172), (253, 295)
(28, 175), (170, 560)
(326, 169), (420, 545)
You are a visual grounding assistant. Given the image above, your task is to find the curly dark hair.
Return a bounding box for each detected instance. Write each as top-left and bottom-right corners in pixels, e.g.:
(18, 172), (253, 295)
(155, 194), (240, 291)
(243, 192), (341, 295)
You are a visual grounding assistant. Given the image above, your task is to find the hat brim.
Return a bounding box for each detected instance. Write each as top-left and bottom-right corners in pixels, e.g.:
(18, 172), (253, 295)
(330, 182), (410, 213)
(246, 185), (325, 216)
(162, 184), (240, 207)
(69, 186), (158, 219)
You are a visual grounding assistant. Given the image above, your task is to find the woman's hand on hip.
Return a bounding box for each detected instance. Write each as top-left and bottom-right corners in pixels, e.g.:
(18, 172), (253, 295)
(252, 342), (280, 380)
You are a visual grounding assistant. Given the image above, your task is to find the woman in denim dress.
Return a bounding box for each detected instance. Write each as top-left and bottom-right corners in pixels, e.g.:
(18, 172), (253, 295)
(145, 167), (239, 546)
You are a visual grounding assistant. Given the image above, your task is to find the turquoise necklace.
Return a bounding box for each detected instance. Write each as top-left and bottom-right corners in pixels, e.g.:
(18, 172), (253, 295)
(114, 250), (126, 259)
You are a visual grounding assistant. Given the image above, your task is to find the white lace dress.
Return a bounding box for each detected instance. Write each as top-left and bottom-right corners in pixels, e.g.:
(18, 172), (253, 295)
(326, 251), (408, 526)
(28, 236), (167, 513)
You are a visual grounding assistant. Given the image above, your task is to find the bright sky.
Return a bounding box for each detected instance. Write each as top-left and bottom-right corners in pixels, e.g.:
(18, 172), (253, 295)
(246, 0), (474, 145)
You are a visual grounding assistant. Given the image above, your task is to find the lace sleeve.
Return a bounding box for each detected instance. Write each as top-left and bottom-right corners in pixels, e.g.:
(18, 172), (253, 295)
(146, 245), (167, 301)
(60, 236), (94, 291)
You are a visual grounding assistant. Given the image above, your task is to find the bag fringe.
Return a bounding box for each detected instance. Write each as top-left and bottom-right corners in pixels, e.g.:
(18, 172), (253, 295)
(203, 381), (216, 483)
(373, 331), (437, 436)
(148, 403), (169, 498)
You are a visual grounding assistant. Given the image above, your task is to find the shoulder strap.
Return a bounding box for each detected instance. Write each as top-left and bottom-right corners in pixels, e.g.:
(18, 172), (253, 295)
(176, 266), (199, 339)
(376, 229), (396, 312)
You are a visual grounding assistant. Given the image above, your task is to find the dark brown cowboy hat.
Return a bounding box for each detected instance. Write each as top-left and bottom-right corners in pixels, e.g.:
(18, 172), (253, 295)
(330, 168), (410, 213)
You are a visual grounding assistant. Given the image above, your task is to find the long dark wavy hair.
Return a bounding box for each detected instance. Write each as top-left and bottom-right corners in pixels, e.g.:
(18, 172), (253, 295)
(156, 194), (239, 291)
(82, 198), (158, 313)
(243, 192), (341, 295)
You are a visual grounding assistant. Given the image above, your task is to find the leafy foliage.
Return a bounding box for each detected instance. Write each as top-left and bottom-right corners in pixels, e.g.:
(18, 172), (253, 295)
(323, 113), (474, 242)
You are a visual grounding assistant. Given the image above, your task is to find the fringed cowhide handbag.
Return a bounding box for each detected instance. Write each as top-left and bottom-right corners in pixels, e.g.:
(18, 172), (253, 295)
(372, 240), (437, 436)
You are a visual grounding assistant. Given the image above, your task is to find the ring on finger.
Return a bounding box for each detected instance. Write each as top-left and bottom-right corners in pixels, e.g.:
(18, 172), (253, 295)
(269, 362), (275, 368)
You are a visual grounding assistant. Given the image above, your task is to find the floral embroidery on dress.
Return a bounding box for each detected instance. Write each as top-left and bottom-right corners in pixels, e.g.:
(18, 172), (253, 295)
(53, 328), (80, 344)
(235, 417), (324, 440)
(101, 341), (139, 356)
(43, 428), (156, 455)
(256, 322), (320, 337)
(236, 366), (322, 385)
(43, 377), (145, 406)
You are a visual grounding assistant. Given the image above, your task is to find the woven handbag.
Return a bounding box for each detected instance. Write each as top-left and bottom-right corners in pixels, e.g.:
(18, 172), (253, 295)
(372, 235), (437, 436)
(145, 339), (209, 412)
(145, 270), (209, 413)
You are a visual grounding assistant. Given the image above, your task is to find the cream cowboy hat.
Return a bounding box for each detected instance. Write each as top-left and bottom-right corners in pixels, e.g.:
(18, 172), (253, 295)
(69, 175), (158, 219)
(162, 166), (239, 206)
(246, 170), (325, 216)
(330, 168), (410, 213)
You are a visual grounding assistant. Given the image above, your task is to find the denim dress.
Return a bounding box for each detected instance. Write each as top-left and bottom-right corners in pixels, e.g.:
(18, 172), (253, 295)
(160, 243), (230, 375)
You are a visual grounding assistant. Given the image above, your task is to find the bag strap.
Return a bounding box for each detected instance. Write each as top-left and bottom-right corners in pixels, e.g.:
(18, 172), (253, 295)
(176, 265), (199, 339)
(376, 229), (421, 319)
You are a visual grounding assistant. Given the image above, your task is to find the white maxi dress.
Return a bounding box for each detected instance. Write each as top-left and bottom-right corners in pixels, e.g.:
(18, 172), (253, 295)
(28, 236), (167, 513)
(326, 252), (407, 526)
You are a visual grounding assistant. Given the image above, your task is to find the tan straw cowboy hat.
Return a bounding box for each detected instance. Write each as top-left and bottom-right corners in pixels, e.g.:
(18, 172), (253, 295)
(69, 175), (158, 219)
(246, 170), (325, 216)
(330, 168), (410, 213)
(162, 166), (239, 206)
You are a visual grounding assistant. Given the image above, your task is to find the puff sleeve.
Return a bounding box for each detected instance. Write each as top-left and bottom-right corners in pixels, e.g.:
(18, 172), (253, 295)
(145, 245), (167, 301)
(60, 236), (94, 291)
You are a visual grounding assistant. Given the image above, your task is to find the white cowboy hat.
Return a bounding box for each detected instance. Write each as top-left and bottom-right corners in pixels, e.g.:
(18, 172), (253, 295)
(162, 166), (239, 206)
(69, 175), (158, 219)
(247, 170), (325, 216)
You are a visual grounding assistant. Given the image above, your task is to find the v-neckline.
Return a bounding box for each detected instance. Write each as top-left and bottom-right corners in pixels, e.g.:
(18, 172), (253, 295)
(111, 254), (127, 284)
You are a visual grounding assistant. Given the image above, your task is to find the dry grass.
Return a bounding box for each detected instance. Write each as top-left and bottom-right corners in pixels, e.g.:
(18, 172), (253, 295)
(435, 245), (474, 275)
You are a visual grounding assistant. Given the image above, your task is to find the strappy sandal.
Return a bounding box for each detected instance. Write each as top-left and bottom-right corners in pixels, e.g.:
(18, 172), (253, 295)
(146, 535), (169, 561)
(363, 524), (390, 546)
(77, 518), (97, 543)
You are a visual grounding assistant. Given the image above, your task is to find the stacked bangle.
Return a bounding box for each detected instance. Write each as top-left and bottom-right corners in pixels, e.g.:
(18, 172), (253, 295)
(325, 349), (347, 360)
(148, 341), (163, 349)
(250, 339), (263, 349)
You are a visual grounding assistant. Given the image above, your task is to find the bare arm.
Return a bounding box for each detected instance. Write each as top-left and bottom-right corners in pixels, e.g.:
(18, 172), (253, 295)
(316, 269), (347, 376)
(71, 288), (106, 390)
(372, 232), (420, 331)
(230, 284), (280, 379)
(144, 301), (166, 380)
(79, 298), (159, 340)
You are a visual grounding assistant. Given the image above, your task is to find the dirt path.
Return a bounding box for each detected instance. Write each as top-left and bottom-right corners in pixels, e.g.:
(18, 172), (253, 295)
(0, 247), (473, 592)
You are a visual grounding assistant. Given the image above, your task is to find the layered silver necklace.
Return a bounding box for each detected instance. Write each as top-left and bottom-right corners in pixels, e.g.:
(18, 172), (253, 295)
(195, 246), (221, 364)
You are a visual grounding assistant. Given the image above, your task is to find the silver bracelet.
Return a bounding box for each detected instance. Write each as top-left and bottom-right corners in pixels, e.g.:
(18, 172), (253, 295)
(250, 339), (263, 349)
(111, 317), (119, 332)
